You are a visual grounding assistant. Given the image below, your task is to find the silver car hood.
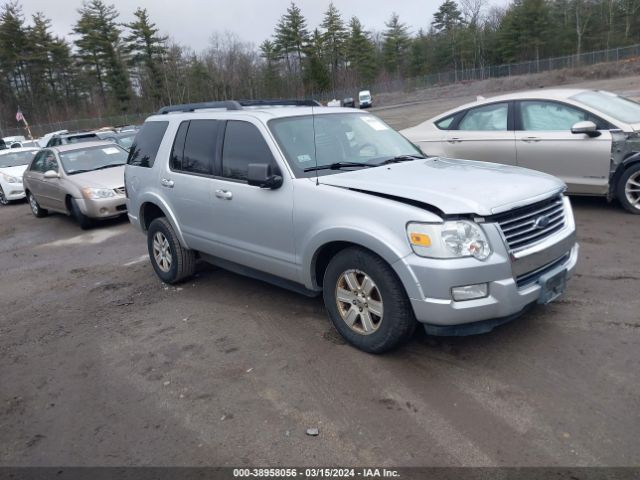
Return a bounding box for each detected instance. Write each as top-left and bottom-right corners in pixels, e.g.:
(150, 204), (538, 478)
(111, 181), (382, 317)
(319, 157), (565, 216)
(68, 165), (125, 189)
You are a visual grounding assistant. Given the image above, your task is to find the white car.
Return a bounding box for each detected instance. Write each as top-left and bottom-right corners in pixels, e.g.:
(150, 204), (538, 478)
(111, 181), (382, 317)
(0, 148), (39, 205)
(401, 89), (640, 213)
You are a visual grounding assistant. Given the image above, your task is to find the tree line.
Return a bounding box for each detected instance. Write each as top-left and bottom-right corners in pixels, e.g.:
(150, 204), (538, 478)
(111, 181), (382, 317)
(1, 0), (640, 130)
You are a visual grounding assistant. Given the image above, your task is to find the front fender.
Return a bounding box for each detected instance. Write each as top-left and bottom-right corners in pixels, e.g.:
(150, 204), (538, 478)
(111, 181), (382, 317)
(300, 223), (413, 290)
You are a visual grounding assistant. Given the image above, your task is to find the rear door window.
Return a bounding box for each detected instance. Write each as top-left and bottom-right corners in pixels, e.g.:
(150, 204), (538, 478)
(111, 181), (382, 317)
(127, 121), (168, 168)
(221, 121), (275, 182)
(179, 120), (220, 175)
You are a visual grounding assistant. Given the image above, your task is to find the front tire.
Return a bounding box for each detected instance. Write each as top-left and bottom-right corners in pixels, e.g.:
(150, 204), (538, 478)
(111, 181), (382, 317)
(28, 192), (48, 217)
(147, 217), (196, 284)
(0, 186), (9, 205)
(322, 247), (416, 353)
(617, 163), (640, 214)
(70, 198), (93, 229)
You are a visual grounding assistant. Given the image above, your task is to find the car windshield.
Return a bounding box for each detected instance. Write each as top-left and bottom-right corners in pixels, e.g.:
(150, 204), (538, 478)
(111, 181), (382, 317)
(572, 91), (640, 124)
(0, 150), (37, 167)
(269, 113), (423, 178)
(67, 134), (98, 144)
(59, 145), (128, 174)
(116, 134), (135, 149)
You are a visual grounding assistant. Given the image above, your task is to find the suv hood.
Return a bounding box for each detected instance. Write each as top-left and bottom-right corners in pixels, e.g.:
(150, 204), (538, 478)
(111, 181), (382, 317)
(67, 165), (125, 189)
(319, 157), (565, 216)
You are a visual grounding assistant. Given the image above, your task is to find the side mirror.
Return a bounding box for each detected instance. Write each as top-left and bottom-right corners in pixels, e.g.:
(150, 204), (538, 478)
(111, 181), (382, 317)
(43, 170), (59, 179)
(247, 163), (283, 189)
(571, 121), (600, 137)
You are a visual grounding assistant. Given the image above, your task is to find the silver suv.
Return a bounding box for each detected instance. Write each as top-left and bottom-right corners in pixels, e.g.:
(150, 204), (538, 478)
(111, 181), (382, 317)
(125, 100), (579, 353)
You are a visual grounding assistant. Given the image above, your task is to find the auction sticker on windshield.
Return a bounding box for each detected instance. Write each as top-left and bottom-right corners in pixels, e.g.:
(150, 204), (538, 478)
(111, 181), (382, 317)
(361, 117), (388, 131)
(102, 147), (120, 155)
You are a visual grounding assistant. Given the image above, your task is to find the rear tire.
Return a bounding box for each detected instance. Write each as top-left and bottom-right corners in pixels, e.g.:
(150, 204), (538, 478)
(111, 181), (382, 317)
(28, 192), (48, 217)
(322, 247), (416, 353)
(617, 163), (640, 214)
(147, 217), (196, 284)
(70, 198), (93, 229)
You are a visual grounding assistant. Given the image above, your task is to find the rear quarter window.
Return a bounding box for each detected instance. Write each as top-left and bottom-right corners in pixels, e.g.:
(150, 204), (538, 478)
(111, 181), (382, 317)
(127, 121), (169, 168)
(435, 115), (456, 130)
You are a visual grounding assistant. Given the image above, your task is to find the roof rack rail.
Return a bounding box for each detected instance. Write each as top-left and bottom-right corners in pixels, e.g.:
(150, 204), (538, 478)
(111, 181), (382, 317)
(157, 101), (242, 115)
(237, 99), (322, 108)
(156, 99), (321, 114)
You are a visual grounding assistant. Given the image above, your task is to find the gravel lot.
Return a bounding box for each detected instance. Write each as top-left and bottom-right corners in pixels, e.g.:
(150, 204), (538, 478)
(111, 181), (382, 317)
(1, 80), (639, 467)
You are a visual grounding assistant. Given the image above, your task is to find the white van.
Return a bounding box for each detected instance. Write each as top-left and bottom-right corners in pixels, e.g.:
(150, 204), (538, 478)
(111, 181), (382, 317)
(358, 90), (372, 109)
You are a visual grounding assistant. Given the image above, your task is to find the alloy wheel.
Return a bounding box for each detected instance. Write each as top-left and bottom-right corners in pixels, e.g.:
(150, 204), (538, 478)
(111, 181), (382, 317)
(152, 232), (172, 273)
(29, 194), (38, 214)
(335, 269), (384, 335)
(625, 171), (640, 210)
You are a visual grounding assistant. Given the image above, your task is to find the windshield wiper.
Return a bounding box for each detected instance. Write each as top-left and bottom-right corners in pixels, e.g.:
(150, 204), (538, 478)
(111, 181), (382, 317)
(376, 155), (425, 166)
(93, 163), (126, 171)
(304, 162), (374, 173)
(67, 169), (93, 175)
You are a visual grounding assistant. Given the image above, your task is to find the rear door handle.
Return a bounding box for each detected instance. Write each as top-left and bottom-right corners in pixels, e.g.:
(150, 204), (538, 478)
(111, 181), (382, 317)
(160, 178), (174, 188)
(522, 136), (541, 143)
(215, 189), (233, 200)
(446, 137), (463, 144)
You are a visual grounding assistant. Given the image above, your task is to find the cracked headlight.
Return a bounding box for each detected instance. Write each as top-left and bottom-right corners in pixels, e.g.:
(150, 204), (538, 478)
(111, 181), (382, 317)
(81, 187), (116, 199)
(407, 220), (492, 260)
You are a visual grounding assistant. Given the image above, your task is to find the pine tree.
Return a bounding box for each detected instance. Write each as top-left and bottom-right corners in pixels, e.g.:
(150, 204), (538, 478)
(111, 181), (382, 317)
(0, 2), (30, 97)
(73, 0), (130, 110)
(320, 3), (348, 87)
(274, 2), (309, 78)
(345, 17), (377, 85)
(124, 8), (167, 107)
(260, 39), (281, 97)
(303, 28), (331, 94)
(382, 13), (411, 76)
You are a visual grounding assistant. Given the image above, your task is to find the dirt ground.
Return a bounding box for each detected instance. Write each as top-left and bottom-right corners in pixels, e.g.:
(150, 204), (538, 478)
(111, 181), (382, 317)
(1, 76), (639, 467)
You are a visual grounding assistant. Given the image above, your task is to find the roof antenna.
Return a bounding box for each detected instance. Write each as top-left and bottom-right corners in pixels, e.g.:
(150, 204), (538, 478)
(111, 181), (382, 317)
(312, 101), (319, 186)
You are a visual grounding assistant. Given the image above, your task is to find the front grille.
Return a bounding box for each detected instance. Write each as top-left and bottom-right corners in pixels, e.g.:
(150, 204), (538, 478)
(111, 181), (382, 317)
(516, 253), (570, 288)
(492, 194), (566, 251)
(116, 204), (127, 211)
(114, 186), (125, 195)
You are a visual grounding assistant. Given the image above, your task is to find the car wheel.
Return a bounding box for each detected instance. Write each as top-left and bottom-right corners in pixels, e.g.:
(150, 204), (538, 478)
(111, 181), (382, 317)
(0, 186), (9, 205)
(617, 163), (640, 214)
(70, 198), (93, 229)
(322, 247), (416, 353)
(147, 217), (196, 284)
(28, 192), (48, 217)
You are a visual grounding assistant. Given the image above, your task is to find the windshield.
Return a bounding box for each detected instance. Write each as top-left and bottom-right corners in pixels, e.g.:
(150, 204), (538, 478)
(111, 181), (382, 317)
(59, 145), (128, 174)
(116, 134), (135, 150)
(67, 134), (98, 144)
(268, 113), (423, 178)
(0, 150), (37, 168)
(572, 91), (640, 124)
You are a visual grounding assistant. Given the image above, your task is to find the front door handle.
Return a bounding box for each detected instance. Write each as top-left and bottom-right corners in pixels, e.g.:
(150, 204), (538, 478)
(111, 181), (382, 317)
(522, 136), (541, 143)
(160, 178), (174, 188)
(446, 137), (463, 144)
(215, 189), (233, 200)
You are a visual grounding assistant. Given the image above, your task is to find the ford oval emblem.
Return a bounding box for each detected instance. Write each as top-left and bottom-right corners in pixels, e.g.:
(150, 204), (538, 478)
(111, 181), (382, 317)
(534, 215), (551, 230)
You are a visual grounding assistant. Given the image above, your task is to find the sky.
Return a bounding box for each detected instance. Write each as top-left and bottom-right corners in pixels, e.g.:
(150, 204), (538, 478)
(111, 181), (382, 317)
(18, 0), (511, 52)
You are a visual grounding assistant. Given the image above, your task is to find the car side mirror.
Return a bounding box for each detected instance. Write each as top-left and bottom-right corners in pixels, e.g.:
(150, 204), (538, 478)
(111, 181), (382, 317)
(43, 170), (59, 179)
(247, 163), (283, 189)
(571, 121), (600, 137)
